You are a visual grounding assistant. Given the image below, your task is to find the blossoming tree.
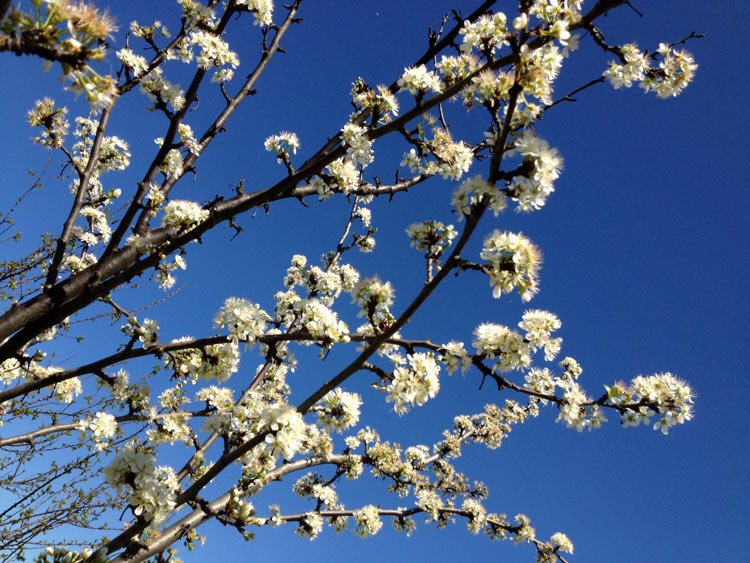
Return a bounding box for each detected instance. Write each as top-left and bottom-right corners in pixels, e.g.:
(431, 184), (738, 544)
(0, 0), (699, 561)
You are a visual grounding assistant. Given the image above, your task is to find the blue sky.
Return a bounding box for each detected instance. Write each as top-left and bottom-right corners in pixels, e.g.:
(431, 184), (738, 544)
(0, 1), (747, 562)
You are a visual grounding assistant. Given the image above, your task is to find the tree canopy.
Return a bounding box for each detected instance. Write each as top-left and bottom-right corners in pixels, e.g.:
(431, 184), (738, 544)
(0, 1), (714, 562)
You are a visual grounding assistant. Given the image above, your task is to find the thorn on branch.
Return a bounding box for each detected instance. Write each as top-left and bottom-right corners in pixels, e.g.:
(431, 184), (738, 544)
(207, 194), (224, 209)
(669, 31), (704, 49)
(624, 1), (644, 17)
(228, 218), (243, 240)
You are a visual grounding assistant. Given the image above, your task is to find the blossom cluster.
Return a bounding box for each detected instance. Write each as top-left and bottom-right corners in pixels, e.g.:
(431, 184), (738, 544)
(351, 79), (399, 122)
(510, 132), (564, 212)
(214, 297), (271, 344)
(281, 254), (360, 308)
(387, 352), (441, 414)
(352, 276), (395, 323)
(556, 381), (603, 431)
(406, 220), (457, 261)
(264, 131), (300, 161)
(452, 175), (507, 218)
(341, 123), (374, 167)
(138, 67), (186, 111)
(518, 42), (565, 106)
(298, 299), (350, 347)
(260, 404), (308, 460)
(293, 473), (340, 508)
(459, 12), (509, 55)
(165, 340), (240, 382)
(27, 98), (69, 149)
(310, 157), (360, 197)
(603, 43), (650, 89)
(77, 411), (118, 450)
(157, 140), (185, 179)
(33, 547), (93, 563)
(178, 0), (217, 28)
(642, 43), (698, 99)
(397, 65), (443, 95)
(147, 412), (191, 445)
(480, 230), (542, 301)
(462, 498), (487, 534)
(161, 199), (209, 228)
(107, 369), (151, 413)
(104, 447), (180, 524)
(436, 53), (479, 87)
(178, 123), (201, 156)
(79, 206), (112, 245)
(117, 48), (149, 78)
(0, 358), (23, 385)
(188, 30), (239, 73)
(225, 488), (258, 527)
(353, 505), (383, 537)
(518, 310), (562, 361)
(530, 357), (606, 432)
(152, 254), (185, 290)
(608, 372), (694, 434)
(237, 0), (274, 27)
(440, 341), (472, 375)
(470, 68), (513, 106)
(605, 43), (697, 99)
(401, 128), (474, 181)
(53, 376), (83, 404)
(317, 388), (362, 432)
(61, 252), (96, 273)
(296, 512), (324, 540)
(473, 323), (531, 373)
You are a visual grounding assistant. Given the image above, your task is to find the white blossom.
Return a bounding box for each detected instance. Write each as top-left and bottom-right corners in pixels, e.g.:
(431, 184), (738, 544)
(162, 199), (208, 228)
(518, 309), (562, 361)
(397, 65), (443, 95)
(387, 353), (441, 414)
(318, 389), (362, 431)
(452, 175), (507, 218)
(296, 512), (323, 540)
(299, 299), (350, 346)
(642, 44), (698, 98)
(53, 376), (82, 404)
(261, 404), (307, 459)
(117, 48), (149, 77)
(406, 221), (457, 258)
(140, 68), (185, 111)
(473, 323), (531, 373)
(353, 505), (383, 537)
(603, 43), (650, 89)
(264, 131), (300, 159)
(480, 230), (542, 301)
(341, 123), (373, 167)
(214, 297), (271, 344)
(238, 0), (274, 26)
(78, 411), (117, 450)
(105, 448), (179, 524)
(510, 132), (563, 212)
(441, 341), (472, 375)
(459, 12), (509, 54)
(188, 30), (239, 70)
(551, 532), (574, 554)
(0, 358), (22, 384)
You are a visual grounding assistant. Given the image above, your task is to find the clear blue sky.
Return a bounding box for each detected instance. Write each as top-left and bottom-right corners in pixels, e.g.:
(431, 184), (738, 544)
(0, 1), (747, 562)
